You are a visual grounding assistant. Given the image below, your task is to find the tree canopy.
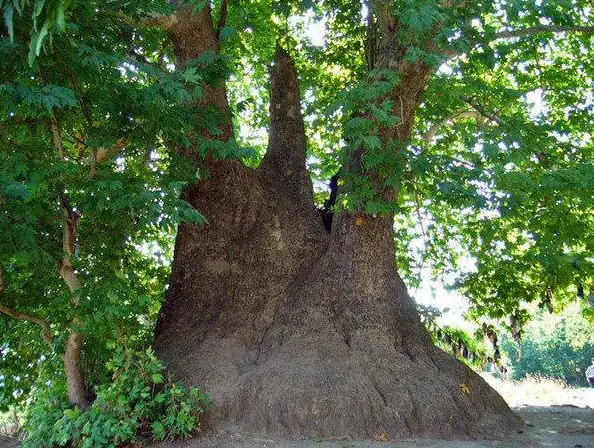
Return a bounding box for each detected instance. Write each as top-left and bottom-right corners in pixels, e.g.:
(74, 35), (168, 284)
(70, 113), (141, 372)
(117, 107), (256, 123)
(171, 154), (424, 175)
(1, 0), (594, 444)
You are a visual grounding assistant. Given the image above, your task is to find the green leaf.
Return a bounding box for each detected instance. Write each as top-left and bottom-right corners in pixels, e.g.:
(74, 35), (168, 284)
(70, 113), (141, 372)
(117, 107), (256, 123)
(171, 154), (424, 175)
(151, 373), (164, 384)
(35, 20), (50, 55)
(404, 46), (420, 63)
(33, 0), (45, 19)
(218, 26), (236, 42)
(3, 5), (13, 42)
(189, 0), (208, 13)
(56, 1), (66, 30)
(151, 421), (165, 440)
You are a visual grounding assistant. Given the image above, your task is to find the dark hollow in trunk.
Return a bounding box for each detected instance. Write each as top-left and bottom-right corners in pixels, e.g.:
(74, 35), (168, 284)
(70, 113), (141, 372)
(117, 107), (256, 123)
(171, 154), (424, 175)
(154, 41), (522, 439)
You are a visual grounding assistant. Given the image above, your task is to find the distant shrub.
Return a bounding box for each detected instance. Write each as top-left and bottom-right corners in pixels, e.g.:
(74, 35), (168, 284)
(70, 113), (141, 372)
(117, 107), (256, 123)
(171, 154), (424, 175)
(502, 304), (594, 386)
(23, 347), (210, 447)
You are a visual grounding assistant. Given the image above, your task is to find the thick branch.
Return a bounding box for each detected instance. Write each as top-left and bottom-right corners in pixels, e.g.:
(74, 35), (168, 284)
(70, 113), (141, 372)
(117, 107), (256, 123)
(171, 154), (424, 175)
(167, 3), (233, 142)
(51, 114), (91, 409)
(50, 117), (83, 296)
(364, 0), (376, 69)
(375, 0), (396, 35)
(442, 24), (594, 59)
(259, 46), (315, 201)
(216, 0), (228, 38)
(1, 117), (47, 127)
(439, 22), (590, 93)
(94, 139), (127, 165)
(167, 4), (220, 68)
(262, 46), (307, 174)
(0, 303), (55, 345)
(495, 25), (594, 40)
(113, 10), (178, 30)
(58, 192), (82, 295)
(89, 138), (127, 178)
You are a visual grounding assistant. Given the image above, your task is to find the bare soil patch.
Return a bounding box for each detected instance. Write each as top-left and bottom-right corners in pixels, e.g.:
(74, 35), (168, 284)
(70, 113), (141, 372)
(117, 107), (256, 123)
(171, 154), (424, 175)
(148, 405), (593, 448)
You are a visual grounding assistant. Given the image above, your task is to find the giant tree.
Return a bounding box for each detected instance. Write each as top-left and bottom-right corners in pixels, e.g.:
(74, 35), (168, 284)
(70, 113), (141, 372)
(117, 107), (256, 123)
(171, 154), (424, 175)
(2, 0), (594, 442)
(154, 0), (594, 440)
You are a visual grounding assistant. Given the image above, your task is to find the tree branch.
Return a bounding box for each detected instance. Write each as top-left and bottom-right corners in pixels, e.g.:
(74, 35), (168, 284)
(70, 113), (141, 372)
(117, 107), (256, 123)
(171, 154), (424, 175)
(216, 0), (228, 38)
(113, 10), (178, 31)
(49, 114), (65, 159)
(50, 111), (92, 409)
(495, 25), (594, 40)
(0, 269), (54, 346)
(52, 110), (127, 178)
(0, 117), (47, 127)
(459, 96), (502, 125)
(49, 116), (84, 296)
(441, 24), (594, 60)
(0, 304), (55, 345)
(58, 191), (82, 296)
(93, 139), (127, 165)
(423, 110), (484, 143)
(89, 138), (128, 178)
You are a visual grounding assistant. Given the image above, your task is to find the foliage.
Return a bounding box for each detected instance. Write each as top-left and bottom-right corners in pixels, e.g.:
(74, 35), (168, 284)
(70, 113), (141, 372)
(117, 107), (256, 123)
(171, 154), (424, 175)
(501, 302), (594, 386)
(419, 305), (491, 369)
(0, 0), (211, 426)
(22, 346), (210, 447)
(0, 0), (593, 438)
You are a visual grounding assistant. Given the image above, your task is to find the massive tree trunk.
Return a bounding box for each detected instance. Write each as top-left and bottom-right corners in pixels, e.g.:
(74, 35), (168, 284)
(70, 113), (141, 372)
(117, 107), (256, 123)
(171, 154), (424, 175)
(154, 4), (522, 440)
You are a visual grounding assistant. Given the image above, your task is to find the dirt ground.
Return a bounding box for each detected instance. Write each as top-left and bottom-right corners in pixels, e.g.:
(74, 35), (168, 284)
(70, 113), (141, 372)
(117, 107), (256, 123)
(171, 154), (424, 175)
(147, 405), (594, 448)
(2, 395), (593, 447)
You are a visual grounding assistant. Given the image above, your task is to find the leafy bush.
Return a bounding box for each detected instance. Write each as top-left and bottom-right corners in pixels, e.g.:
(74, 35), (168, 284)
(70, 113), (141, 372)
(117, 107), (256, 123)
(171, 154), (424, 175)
(502, 303), (594, 387)
(23, 347), (210, 447)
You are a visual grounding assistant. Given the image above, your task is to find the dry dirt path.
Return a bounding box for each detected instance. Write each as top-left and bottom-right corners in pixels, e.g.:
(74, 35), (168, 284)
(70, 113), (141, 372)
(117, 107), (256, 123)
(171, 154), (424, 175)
(150, 405), (594, 448)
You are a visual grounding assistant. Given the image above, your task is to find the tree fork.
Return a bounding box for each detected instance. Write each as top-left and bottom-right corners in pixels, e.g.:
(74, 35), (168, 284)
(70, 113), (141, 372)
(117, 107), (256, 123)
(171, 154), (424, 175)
(259, 45), (318, 207)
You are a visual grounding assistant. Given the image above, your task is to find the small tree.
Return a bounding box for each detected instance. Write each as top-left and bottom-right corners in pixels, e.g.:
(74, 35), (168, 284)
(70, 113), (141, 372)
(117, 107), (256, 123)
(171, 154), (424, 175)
(0, 0), (202, 411)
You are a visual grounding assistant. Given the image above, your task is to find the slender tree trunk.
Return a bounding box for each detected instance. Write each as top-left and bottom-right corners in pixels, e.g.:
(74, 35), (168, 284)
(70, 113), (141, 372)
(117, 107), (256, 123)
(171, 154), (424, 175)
(64, 330), (91, 409)
(53, 117), (92, 409)
(59, 221), (92, 410)
(155, 4), (522, 439)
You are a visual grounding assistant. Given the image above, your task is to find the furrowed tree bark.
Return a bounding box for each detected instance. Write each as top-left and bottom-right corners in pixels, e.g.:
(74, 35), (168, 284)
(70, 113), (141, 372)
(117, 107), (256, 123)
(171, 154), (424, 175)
(155, 4), (522, 440)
